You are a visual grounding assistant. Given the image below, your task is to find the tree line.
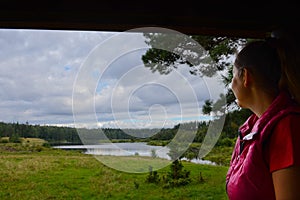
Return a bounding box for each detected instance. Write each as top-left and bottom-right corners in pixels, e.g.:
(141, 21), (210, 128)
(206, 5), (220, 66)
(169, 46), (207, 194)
(0, 108), (251, 145)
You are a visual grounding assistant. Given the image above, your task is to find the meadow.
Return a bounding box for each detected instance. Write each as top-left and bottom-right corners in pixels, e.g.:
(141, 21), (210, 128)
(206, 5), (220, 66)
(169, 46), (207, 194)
(0, 138), (229, 200)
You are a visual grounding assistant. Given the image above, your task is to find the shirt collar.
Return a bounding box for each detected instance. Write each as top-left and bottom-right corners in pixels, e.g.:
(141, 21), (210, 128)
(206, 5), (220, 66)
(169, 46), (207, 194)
(239, 90), (294, 138)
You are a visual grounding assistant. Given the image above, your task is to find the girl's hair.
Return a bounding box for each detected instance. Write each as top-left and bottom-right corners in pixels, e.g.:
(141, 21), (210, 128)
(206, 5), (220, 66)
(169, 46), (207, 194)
(274, 29), (300, 104)
(234, 30), (300, 105)
(234, 39), (281, 96)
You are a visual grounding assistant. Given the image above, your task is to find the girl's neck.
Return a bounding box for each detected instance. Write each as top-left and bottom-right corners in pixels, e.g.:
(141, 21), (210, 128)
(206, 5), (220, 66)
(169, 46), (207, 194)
(249, 91), (277, 118)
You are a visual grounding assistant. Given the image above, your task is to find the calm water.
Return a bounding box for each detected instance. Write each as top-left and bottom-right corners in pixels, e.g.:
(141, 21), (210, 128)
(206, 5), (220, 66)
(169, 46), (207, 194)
(53, 142), (216, 165)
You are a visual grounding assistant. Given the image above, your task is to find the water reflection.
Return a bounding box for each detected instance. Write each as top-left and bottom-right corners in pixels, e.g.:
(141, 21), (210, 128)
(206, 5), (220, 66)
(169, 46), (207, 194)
(54, 142), (216, 165)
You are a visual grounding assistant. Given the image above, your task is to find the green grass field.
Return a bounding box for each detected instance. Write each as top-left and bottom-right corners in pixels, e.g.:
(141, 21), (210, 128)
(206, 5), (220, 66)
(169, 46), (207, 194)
(0, 141), (229, 200)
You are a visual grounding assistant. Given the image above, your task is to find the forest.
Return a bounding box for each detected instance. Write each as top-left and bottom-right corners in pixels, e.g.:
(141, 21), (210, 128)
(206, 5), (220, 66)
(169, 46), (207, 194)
(0, 108), (251, 145)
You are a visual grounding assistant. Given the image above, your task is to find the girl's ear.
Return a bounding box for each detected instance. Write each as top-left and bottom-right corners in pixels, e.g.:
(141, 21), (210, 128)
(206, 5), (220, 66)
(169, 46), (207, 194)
(243, 68), (252, 87)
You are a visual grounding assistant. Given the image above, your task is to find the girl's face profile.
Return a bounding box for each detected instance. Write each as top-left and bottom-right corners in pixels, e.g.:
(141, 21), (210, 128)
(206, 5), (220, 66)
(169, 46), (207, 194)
(231, 66), (247, 108)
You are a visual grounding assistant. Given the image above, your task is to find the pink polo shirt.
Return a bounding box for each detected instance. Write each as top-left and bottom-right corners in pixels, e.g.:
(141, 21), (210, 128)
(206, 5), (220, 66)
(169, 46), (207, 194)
(266, 114), (300, 172)
(226, 91), (300, 200)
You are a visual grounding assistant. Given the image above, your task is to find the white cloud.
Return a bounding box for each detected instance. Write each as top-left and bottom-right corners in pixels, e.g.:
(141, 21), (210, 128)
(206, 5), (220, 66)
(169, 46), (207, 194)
(0, 29), (226, 129)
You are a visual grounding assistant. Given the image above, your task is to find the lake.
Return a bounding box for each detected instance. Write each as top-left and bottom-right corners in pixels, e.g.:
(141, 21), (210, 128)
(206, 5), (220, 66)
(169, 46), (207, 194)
(53, 142), (216, 165)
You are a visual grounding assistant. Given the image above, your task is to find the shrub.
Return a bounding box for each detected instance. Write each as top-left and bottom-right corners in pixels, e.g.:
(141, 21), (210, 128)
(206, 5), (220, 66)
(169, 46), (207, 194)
(163, 159), (191, 188)
(145, 166), (160, 184)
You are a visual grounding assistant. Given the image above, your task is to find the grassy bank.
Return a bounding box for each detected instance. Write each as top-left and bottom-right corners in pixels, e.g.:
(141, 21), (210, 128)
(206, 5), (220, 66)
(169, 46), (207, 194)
(0, 142), (229, 200)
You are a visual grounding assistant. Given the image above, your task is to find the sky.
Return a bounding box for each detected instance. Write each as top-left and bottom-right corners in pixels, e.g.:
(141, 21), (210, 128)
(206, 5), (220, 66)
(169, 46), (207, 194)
(0, 28), (227, 129)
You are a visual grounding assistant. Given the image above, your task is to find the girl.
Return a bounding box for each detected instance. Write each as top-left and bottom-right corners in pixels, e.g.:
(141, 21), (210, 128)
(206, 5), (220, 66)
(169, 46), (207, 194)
(226, 31), (300, 200)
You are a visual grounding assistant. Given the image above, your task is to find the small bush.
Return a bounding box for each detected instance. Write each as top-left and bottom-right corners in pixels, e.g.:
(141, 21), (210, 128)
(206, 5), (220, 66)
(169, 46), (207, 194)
(145, 160), (192, 189)
(163, 159), (191, 188)
(145, 166), (160, 184)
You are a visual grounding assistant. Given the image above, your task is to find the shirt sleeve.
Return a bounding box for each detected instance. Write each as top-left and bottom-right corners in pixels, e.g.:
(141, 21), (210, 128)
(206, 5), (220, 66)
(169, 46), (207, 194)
(268, 114), (300, 173)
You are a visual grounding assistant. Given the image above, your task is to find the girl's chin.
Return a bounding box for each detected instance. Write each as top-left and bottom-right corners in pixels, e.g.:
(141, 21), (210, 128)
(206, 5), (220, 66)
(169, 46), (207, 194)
(235, 99), (244, 108)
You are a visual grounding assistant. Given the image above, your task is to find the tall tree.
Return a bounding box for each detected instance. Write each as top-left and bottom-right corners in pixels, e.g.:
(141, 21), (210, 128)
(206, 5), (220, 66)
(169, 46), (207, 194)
(202, 99), (213, 115)
(141, 33), (253, 140)
(142, 33), (247, 108)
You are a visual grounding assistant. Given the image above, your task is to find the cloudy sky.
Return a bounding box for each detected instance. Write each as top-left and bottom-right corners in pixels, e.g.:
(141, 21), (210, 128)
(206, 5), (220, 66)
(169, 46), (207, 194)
(0, 28), (226, 129)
